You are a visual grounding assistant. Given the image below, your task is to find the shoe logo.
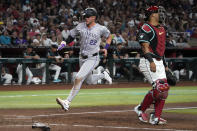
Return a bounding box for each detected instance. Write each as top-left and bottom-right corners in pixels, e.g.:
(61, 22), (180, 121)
(159, 32), (163, 35)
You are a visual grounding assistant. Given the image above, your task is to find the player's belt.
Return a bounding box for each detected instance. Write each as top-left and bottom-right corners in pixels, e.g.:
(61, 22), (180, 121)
(81, 53), (98, 59)
(155, 58), (161, 61)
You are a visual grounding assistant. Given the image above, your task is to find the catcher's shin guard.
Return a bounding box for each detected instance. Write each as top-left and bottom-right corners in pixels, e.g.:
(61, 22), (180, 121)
(152, 79), (169, 119)
(154, 99), (165, 118)
(140, 90), (154, 112)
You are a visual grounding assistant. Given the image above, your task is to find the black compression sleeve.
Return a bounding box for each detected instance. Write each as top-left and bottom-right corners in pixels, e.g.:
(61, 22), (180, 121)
(66, 35), (75, 44)
(144, 53), (154, 63)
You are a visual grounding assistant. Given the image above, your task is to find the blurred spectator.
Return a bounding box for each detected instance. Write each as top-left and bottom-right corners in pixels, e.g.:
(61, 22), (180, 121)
(41, 33), (52, 47)
(176, 34), (190, 48)
(6, 22), (14, 35)
(166, 34), (176, 47)
(11, 30), (18, 46)
(0, 30), (11, 45)
(57, 33), (63, 45)
(61, 25), (70, 40)
(72, 16), (79, 26)
(51, 35), (58, 45)
(191, 28), (197, 39)
(32, 34), (42, 46)
(29, 12), (40, 27)
(28, 26), (38, 38)
(0, 22), (5, 34)
(128, 35), (140, 48)
(22, 1), (31, 12)
(39, 26), (46, 35)
(16, 32), (28, 46)
(127, 17), (136, 28)
(113, 30), (126, 45)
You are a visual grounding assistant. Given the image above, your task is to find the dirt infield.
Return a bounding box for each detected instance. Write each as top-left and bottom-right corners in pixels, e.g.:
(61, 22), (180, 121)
(0, 82), (197, 131)
(0, 103), (197, 131)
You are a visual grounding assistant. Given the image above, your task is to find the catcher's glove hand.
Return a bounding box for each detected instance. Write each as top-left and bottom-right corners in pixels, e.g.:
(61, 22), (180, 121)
(166, 69), (177, 86)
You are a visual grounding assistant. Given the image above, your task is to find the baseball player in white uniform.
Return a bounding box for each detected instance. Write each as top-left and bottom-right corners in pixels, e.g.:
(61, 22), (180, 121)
(17, 45), (40, 85)
(56, 8), (112, 111)
(1, 67), (13, 85)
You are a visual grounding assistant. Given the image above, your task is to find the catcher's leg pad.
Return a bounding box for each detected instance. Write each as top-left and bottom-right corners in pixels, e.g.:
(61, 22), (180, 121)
(152, 79), (169, 100)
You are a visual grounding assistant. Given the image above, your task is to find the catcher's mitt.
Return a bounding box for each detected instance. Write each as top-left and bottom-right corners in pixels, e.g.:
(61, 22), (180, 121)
(166, 69), (177, 86)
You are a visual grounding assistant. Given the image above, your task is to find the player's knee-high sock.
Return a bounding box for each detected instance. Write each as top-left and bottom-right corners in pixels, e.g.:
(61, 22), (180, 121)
(67, 80), (83, 102)
(154, 99), (165, 118)
(141, 90), (154, 112)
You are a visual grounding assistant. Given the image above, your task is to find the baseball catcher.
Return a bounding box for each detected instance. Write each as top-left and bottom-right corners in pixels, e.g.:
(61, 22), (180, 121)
(134, 5), (172, 125)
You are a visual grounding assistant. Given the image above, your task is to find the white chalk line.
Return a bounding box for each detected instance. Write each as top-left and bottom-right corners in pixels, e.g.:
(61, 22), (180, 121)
(3, 106), (197, 119)
(51, 123), (192, 131)
(0, 89), (197, 98)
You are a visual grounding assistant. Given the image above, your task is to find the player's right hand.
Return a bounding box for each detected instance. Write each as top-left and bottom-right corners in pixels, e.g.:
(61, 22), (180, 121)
(150, 62), (156, 72)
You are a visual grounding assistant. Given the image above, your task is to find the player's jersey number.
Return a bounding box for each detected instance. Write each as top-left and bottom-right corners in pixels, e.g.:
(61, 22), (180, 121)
(89, 40), (97, 45)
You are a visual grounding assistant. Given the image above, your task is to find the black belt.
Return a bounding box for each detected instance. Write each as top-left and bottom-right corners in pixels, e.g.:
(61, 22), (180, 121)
(155, 58), (161, 61)
(81, 53), (98, 59)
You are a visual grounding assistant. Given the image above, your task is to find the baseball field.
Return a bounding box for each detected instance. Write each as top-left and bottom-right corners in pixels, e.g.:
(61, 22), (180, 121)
(0, 82), (197, 131)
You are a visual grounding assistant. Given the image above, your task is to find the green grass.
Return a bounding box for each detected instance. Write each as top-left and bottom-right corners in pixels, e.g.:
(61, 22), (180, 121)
(164, 109), (197, 114)
(0, 86), (197, 109)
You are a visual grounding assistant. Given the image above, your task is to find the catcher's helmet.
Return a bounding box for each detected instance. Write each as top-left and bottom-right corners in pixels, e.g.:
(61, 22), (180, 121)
(144, 5), (166, 24)
(83, 8), (97, 18)
(144, 6), (159, 21)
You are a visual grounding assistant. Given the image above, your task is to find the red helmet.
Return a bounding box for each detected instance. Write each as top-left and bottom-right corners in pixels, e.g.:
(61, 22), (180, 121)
(145, 6), (166, 24)
(147, 6), (159, 12)
(144, 6), (159, 21)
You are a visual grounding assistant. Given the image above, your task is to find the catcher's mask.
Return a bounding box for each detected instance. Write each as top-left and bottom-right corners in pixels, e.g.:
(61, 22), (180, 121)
(83, 8), (97, 19)
(145, 6), (166, 24)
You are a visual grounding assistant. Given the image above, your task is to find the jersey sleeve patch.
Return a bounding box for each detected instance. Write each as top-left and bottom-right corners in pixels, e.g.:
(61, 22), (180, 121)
(142, 25), (151, 33)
